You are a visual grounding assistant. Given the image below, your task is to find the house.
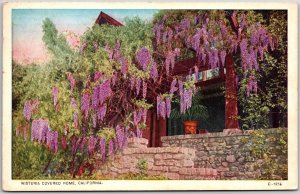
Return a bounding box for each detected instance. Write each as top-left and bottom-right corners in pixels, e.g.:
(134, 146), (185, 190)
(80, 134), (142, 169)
(94, 12), (228, 147)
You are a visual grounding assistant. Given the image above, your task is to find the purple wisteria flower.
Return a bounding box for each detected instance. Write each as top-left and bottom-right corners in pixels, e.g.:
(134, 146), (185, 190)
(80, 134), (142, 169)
(31, 119), (49, 143)
(46, 130), (58, 153)
(81, 92), (90, 121)
(170, 79), (178, 94)
(135, 78), (141, 96)
(79, 137), (87, 152)
(88, 136), (97, 157)
(93, 114), (97, 128)
(178, 80), (183, 95)
(121, 57), (128, 75)
(156, 96), (161, 116)
(115, 125), (124, 149)
(94, 71), (102, 82)
(166, 97), (171, 118)
(23, 101), (32, 121)
(150, 62), (158, 81)
(97, 104), (107, 121)
(70, 98), (77, 109)
(136, 47), (150, 71)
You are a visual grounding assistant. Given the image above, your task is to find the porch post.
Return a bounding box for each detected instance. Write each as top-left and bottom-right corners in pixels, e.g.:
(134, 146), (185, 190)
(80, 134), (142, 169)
(224, 54), (239, 129)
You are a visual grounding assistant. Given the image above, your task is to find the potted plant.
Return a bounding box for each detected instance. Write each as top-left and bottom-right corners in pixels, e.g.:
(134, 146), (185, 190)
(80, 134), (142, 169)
(170, 92), (208, 134)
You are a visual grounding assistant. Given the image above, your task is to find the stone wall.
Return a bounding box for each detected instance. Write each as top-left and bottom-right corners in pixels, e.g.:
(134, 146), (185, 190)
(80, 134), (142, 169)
(161, 128), (287, 180)
(97, 138), (218, 180)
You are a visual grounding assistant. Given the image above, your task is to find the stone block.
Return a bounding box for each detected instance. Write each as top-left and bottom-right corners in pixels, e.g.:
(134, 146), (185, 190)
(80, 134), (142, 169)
(204, 168), (211, 176)
(245, 172), (256, 178)
(198, 168), (206, 176)
(209, 155), (216, 162)
(165, 160), (176, 166)
(230, 166), (239, 172)
(238, 157), (245, 163)
(199, 156), (209, 161)
(221, 162), (228, 167)
(182, 159), (194, 167)
(179, 168), (192, 175)
(212, 169), (218, 176)
(173, 154), (185, 160)
(154, 160), (165, 166)
(169, 166), (180, 172)
(226, 155), (236, 163)
(154, 154), (162, 160)
(122, 148), (131, 155)
(217, 166), (230, 172)
(164, 172), (180, 180)
(197, 151), (208, 157)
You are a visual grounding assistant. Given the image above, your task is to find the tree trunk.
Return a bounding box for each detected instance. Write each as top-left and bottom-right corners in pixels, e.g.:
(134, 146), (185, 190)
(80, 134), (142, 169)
(225, 54), (239, 129)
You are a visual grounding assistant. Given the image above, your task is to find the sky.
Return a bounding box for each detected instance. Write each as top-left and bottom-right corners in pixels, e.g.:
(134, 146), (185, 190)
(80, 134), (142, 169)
(12, 9), (158, 64)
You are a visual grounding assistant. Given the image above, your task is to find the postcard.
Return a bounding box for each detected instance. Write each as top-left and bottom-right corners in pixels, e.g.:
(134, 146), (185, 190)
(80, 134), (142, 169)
(2, 1), (298, 191)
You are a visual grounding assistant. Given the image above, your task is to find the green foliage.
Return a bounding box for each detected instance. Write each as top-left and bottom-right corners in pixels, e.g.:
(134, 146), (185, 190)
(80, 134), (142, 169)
(12, 135), (53, 179)
(170, 91), (208, 121)
(118, 173), (168, 180)
(133, 99), (153, 110)
(42, 18), (73, 58)
(237, 11), (287, 129)
(13, 16), (154, 179)
(137, 159), (148, 176)
(241, 128), (287, 180)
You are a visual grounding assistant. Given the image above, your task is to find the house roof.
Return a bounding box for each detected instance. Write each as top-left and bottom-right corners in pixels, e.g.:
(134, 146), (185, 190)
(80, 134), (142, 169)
(95, 11), (123, 26)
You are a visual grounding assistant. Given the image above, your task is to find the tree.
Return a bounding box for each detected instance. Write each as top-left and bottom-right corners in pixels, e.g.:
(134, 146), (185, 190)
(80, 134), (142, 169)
(236, 11), (287, 129)
(152, 10), (277, 129)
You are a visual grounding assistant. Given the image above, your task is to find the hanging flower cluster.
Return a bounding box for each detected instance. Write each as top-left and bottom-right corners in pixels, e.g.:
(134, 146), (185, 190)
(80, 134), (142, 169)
(31, 119), (48, 143)
(150, 62), (158, 81)
(135, 77), (141, 96)
(154, 12), (276, 97)
(91, 79), (112, 127)
(133, 108), (147, 125)
(156, 96), (169, 119)
(92, 80), (112, 110)
(31, 119), (58, 153)
(70, 98), (77, 109)
(81, 92), (90, 121)
(121, 57), (128, 75)
(180, 89), (193, 114)
(88, 136), (97, 157)
(115, 125), (128, 150)
(23, 100), (39, 121)
(136, 47), (151, 71)
(46, 129), (58, 153)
